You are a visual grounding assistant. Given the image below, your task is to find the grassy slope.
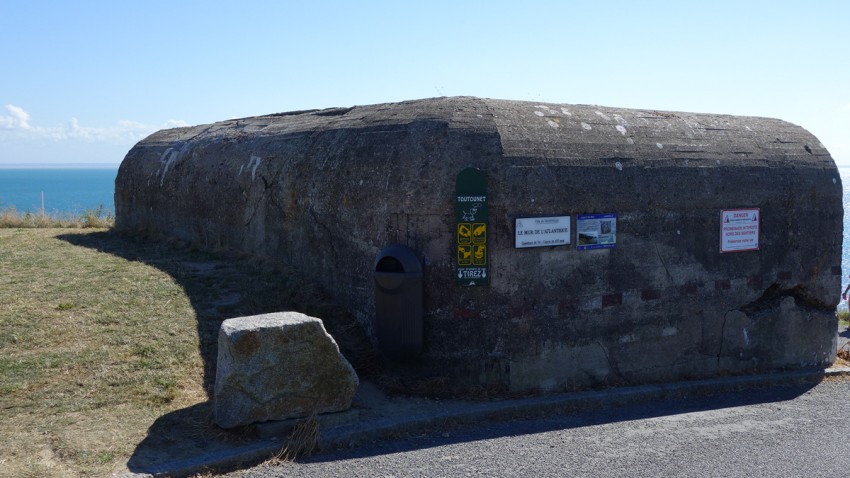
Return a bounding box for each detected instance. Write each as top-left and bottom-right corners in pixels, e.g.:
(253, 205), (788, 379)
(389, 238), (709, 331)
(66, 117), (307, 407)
(0, 229), (205, 476)
(0, 228), (368, 477)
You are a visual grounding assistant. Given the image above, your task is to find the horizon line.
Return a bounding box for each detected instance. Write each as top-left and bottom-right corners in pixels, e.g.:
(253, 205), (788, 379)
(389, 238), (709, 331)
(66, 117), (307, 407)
(0, 162), (120, 169)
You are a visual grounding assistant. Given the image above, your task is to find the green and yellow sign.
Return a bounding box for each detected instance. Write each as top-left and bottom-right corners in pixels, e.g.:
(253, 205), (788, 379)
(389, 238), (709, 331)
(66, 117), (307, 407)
(455, 167), (488, 286)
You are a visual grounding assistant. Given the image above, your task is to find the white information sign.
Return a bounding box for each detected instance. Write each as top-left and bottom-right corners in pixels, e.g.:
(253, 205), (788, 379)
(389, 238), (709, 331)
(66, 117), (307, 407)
(720, 208), (760, 253)
(515, 216), (571, 248)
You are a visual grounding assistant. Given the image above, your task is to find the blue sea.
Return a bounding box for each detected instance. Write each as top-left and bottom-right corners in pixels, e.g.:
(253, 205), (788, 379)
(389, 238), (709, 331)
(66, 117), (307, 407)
(0, 168), (117, 215)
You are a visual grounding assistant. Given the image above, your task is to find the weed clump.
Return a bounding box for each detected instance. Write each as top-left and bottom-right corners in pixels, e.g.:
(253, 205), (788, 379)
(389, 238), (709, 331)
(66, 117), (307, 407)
(0, 205), (113, 228)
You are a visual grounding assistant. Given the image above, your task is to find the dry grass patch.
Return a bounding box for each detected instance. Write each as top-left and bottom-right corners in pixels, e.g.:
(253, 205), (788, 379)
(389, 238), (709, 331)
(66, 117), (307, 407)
(0, 228), (204, 476)
(837, 343), (850, 366)
(0, 228), (372, 477)
(0, 206), (113, 229)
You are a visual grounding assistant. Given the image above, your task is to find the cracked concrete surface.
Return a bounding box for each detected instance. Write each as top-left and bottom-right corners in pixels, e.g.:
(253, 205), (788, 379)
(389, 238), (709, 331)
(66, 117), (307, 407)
(115, 97), (842, 395)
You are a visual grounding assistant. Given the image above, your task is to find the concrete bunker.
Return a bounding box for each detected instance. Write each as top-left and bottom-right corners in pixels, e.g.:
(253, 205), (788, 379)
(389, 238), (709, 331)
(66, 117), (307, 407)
(115, 97), (843, 394)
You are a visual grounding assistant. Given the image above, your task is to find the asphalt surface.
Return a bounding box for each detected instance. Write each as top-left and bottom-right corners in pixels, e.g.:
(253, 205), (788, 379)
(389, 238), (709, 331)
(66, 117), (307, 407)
(227, 377), (850, 478)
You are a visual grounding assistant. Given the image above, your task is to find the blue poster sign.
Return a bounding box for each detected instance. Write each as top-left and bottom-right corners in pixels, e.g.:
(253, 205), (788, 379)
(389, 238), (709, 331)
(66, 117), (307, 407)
(576, 213), (617, 250)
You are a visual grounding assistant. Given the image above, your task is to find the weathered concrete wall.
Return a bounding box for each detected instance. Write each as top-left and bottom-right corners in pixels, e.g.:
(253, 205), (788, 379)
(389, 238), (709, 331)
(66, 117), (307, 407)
(115, 97), (842, 394)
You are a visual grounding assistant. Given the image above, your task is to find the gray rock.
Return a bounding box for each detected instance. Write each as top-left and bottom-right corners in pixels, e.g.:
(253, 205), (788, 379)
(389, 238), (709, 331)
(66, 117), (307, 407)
(214, 312), (359, 429)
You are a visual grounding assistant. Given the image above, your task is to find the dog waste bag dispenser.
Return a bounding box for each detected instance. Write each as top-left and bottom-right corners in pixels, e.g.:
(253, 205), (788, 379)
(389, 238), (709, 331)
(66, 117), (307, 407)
(373, 245), (423, 360)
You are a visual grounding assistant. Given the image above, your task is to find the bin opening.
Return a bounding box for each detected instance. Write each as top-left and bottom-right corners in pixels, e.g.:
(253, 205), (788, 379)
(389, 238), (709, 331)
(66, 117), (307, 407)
(373, 244), (423, 360)
(376, 256), (404, 273)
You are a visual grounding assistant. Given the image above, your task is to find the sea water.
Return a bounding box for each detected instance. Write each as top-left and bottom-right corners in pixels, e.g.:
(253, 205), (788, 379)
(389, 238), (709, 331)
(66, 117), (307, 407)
(0, 168), (117, 215)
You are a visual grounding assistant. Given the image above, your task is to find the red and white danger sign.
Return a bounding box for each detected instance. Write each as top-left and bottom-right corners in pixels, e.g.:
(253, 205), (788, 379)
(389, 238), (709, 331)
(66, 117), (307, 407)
(720, 208), (760, 253)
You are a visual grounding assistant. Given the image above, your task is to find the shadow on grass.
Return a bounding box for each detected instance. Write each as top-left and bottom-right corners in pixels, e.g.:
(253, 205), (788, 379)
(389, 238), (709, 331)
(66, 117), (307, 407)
(57, 230), (378, 474)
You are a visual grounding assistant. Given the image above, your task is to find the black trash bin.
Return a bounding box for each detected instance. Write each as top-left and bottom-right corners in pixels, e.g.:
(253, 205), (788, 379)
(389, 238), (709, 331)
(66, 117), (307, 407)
(373, 244), (423, 360)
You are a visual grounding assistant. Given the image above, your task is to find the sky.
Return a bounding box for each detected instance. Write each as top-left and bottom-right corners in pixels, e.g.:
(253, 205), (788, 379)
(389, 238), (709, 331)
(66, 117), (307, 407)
(1, 0), (848, 166)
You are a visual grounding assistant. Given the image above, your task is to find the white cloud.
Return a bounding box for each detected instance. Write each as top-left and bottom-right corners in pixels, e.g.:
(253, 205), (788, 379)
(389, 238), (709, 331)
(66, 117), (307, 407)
(0, 104), (188, 142)
(0, 104), (32, 129)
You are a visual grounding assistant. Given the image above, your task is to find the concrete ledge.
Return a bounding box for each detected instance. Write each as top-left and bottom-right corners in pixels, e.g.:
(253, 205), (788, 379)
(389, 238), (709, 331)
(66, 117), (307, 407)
(315, 367), (850, 451)
(118, 366), (850, 477)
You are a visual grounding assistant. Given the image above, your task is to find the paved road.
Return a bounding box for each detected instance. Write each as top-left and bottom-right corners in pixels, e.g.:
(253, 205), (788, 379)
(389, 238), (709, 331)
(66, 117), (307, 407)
(228, 377), (850, 478)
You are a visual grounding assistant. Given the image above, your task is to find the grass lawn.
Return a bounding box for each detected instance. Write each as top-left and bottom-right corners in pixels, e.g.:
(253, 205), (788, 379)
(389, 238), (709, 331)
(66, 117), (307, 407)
(0, 228), (366, 477)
